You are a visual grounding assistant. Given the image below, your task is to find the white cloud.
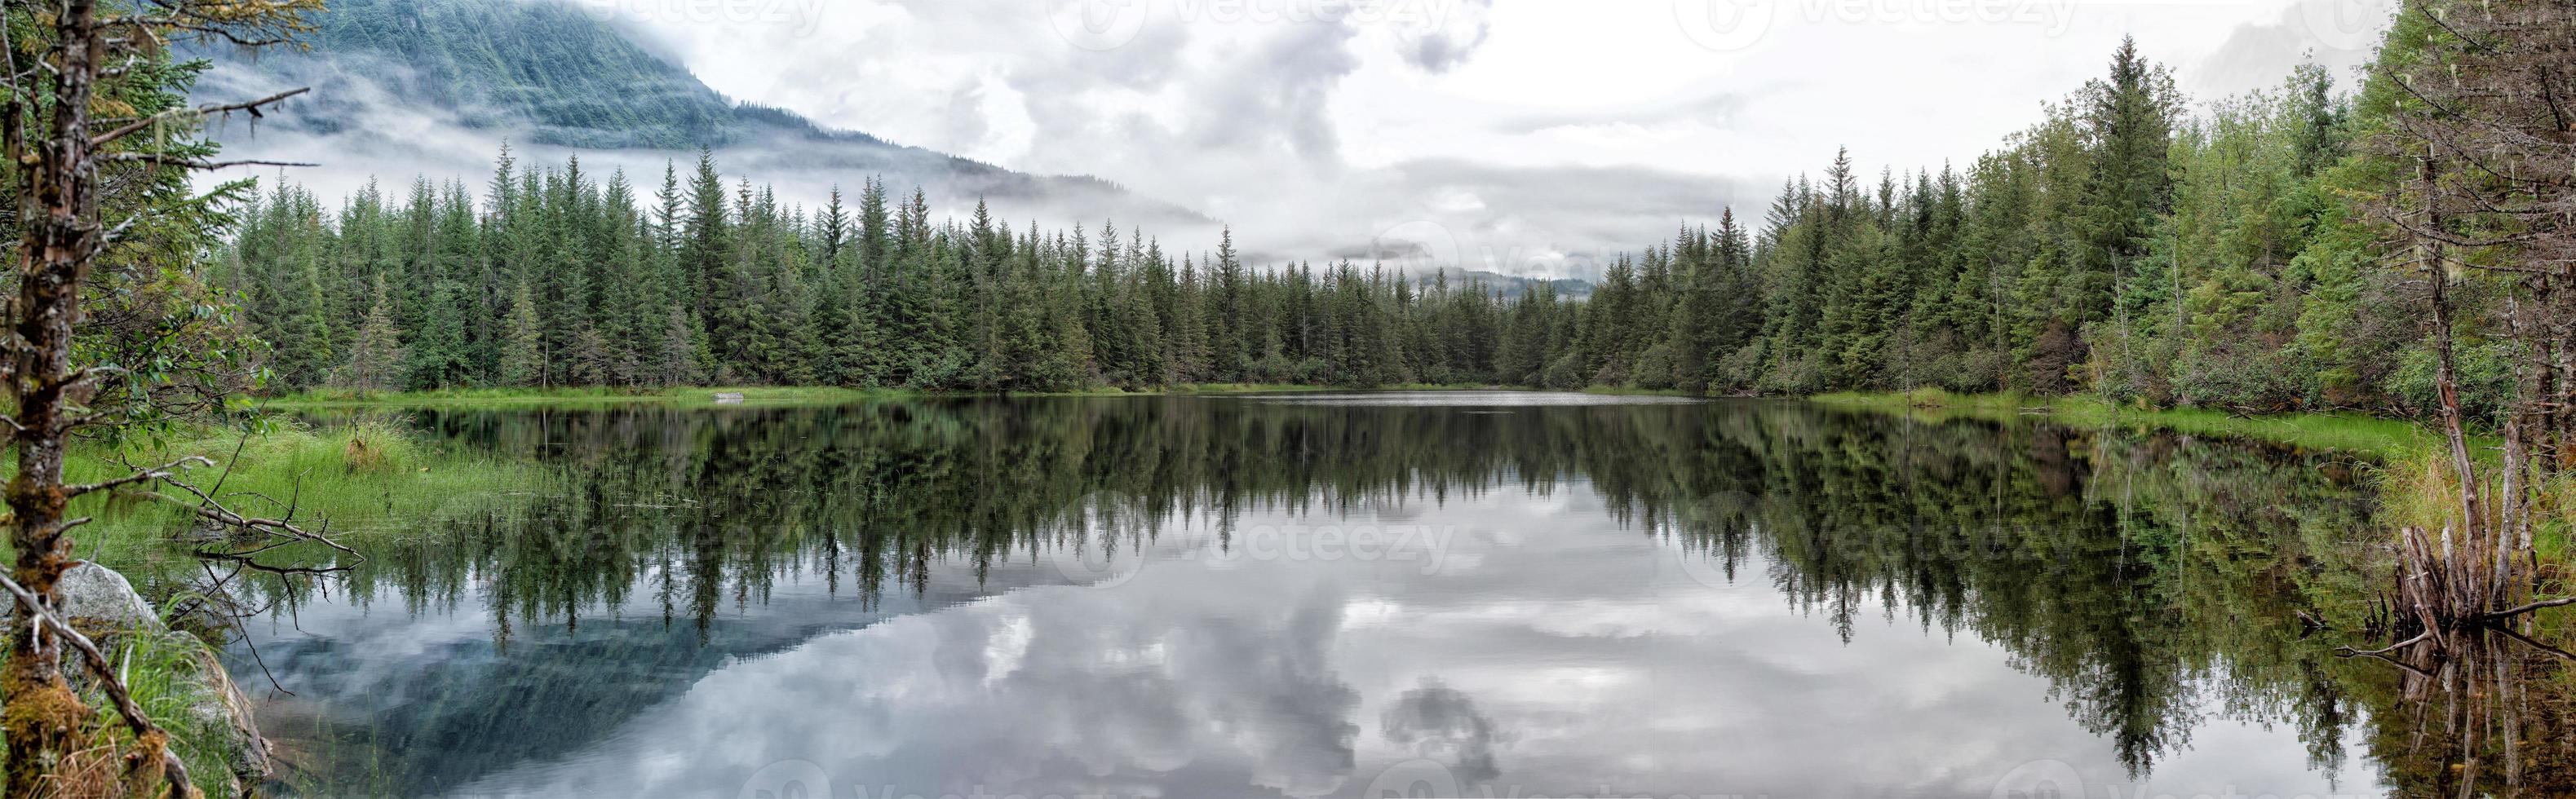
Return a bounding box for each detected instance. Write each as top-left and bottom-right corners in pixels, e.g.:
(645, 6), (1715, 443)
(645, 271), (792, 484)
(223, 0), (2401, 280)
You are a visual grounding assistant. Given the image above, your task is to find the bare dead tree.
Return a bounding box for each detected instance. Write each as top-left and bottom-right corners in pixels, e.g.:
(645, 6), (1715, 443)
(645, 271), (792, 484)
(2, 0), (325, 796)
(2357, 1), (2576, 651)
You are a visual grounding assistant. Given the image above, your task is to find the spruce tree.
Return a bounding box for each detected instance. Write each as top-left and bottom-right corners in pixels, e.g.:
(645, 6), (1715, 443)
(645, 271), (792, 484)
(500, 278), (546, 386)
(333, 274), (405, 392)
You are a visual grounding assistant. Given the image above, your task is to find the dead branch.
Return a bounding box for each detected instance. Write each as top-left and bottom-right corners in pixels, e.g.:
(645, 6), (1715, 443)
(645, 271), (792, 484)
(95, 152), (318, 170)
(63, 455), (212, 498)
(2485, 595), (2576, 620)
(2339, 630), (2441, 658)
(86, 86), (309, 148)
(133, 483), (358, 557)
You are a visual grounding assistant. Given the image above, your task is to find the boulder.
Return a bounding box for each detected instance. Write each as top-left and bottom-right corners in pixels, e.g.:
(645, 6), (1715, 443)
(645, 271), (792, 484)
(56, 561), (159, 629)
(5, 562), (273, 794)
(0, 561), (157, 638)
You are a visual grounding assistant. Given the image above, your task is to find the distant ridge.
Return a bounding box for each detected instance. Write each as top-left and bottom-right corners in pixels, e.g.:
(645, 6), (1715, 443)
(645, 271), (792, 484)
(195, 0), (1199, 221)
(1438, 268), (1596, 300)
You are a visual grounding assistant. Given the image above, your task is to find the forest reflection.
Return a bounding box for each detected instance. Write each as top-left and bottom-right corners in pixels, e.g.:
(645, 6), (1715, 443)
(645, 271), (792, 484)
(249, 395), (2570, 797)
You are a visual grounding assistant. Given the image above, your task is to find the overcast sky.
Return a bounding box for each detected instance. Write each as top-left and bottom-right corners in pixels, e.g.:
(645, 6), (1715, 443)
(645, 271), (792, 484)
(352, 0), (2397, 278)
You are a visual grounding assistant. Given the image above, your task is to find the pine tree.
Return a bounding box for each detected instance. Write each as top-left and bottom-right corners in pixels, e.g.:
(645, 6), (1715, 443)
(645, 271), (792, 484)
(659, 307), (708, 387)
(682, 148), (729, 331)
(332, 274), (405, 392)
(215, 73), (2413, 415)
(500, 278), (546, 386)
(273, 255), (336, 390)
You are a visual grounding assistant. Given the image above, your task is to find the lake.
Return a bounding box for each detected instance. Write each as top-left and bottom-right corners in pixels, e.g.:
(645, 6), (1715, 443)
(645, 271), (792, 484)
(216, 392), (2570, 797)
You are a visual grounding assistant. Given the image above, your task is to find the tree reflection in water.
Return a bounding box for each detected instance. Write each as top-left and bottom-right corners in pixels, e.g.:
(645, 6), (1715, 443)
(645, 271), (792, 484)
(211, 396), (2570, 796)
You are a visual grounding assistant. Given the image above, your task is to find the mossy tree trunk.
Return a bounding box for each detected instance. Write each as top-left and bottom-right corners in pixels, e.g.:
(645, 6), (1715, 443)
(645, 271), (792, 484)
(2, 0), (319, 795)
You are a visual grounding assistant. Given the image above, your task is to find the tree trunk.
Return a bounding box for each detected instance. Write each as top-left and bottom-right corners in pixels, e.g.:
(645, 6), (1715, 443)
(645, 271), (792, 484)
(6, 0), (104, 793)
(2423, 155), (2486, 558)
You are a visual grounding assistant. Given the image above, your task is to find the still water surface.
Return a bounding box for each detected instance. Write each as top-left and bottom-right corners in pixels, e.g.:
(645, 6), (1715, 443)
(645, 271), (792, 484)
(211, 393), (2569, 797)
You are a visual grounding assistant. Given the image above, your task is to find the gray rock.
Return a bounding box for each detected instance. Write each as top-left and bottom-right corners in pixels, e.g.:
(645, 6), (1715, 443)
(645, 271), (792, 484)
(5, 562), (273, 793)
(56, 561), (159, 629)
(155, 627), (274, 787)
(0, 561), (157, 639)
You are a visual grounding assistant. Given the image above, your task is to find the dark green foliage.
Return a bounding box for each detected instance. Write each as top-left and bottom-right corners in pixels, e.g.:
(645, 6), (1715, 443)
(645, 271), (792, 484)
(232, 150), (1539, 392)
(1562, 39), (2410, 413)
(232, 38), (2447, 412)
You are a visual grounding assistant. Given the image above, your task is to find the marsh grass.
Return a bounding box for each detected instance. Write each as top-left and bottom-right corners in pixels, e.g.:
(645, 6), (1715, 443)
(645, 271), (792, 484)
(0, 418), (543, 797)
(1821, 389), (2576, 639)
(1812, 388), (2437, 457)
(30, 418), (541, 566)
(100, 625), (247, 797)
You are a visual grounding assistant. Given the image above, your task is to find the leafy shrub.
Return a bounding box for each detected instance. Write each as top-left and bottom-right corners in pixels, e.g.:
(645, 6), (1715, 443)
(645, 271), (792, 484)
(2384, 337), (2517, 427)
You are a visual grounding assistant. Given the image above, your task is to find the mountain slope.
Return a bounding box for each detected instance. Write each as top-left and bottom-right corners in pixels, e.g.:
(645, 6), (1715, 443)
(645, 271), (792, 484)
(197, 0), (1195, 221)
(1445, 269), (1595, 301)
(272, 0), (749, 149)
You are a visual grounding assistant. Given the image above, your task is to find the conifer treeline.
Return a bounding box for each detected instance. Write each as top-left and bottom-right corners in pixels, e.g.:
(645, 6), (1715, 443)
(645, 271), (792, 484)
(228, 148), (1543, 393)
(1691, 42), (2396, 409)
(227, 38), (2449, 413)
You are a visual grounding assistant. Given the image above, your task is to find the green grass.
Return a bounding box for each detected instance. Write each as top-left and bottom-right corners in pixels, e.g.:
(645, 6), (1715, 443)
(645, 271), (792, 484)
(104, 625), (257, 797)
(1815, 390), (2576, 583)
(42, 419), (541, 563)
(1812, 388), (2438, 457)
(0, 420), (544, 796)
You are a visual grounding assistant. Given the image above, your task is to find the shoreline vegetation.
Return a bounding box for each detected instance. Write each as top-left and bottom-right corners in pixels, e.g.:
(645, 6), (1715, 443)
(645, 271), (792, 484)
(256, 378), (2459, 457)
(39, 421), (539, 562)
(1817, 389), (2571, 584)
(65, 382), (1690, 555)
(1811, 388), (2437, 457)
(255, 382), (2454, 461)
(95, 386), (2567, 583)
(205, 14), (2576, 657)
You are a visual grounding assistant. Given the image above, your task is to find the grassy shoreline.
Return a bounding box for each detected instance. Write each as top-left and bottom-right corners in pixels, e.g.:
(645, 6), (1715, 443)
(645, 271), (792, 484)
(110, 383), (1612, 550)
(30, 420), (542, 564)
(1813, 388), (2570, 570)
(201, 386), (2511, 560)
(11, 420), (541, 798)
(1809, 388), (2439, 457)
